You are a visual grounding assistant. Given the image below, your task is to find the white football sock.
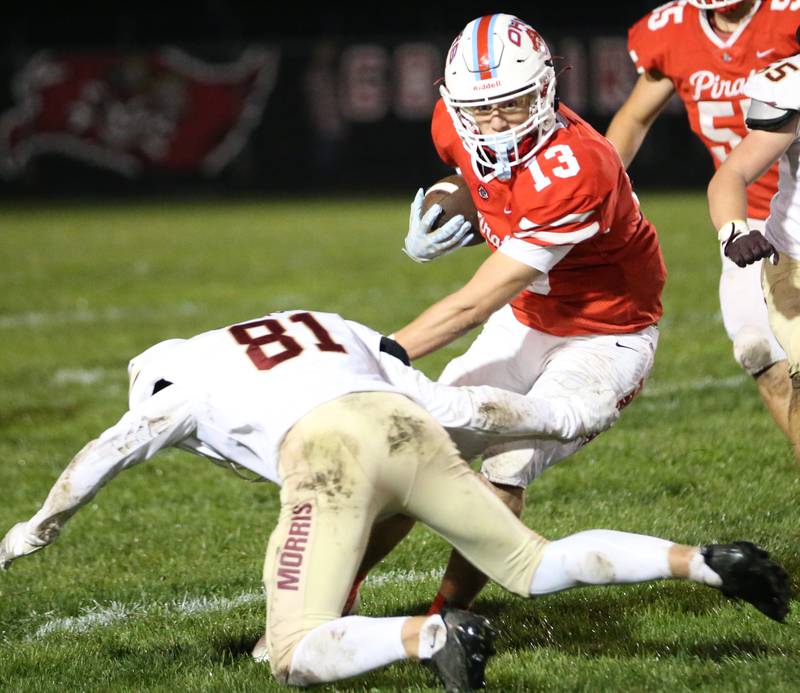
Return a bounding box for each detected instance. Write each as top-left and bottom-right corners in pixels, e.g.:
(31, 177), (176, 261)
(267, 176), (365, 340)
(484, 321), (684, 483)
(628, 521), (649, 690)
(417, 614), (447, 660)
(530, 529), (674, 594)
(688, 549), (723, 587)
(287, 616), (408, 686)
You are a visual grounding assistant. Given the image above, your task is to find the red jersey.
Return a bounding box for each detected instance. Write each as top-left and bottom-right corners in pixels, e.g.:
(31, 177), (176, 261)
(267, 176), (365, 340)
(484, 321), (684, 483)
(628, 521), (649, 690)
(431, 99), (665, 337)
(628, 0), (800, 220)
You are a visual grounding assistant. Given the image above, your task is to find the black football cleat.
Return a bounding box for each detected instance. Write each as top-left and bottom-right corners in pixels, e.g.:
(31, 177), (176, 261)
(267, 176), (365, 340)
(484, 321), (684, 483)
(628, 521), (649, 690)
(430, 608), (497, 692)
(702, 541), (792, 622)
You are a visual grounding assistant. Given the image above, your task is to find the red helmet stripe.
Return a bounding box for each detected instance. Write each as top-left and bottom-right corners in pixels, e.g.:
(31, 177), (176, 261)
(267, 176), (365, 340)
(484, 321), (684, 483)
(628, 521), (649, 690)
(475, 15), (495, 80)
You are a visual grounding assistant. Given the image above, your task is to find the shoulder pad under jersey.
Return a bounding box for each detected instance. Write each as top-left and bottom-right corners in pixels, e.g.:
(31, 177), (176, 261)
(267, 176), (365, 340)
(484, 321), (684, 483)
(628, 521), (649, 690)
(745, 54), (800, 112)
(746, 99), (798, 131)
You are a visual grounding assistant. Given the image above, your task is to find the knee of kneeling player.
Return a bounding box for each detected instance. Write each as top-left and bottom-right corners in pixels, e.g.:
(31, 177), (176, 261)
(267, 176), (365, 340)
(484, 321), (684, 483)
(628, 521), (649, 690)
(268, 633), (309, 686)
(270, 661), (292, 686)
(733, 328), (776, 376)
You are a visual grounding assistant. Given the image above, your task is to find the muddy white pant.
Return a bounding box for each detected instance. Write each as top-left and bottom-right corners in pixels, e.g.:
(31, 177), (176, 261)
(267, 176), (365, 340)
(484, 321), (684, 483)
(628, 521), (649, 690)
(263, 391), (547, 683)
(439, 305), (659, 487)
(261, 391), (718, 686)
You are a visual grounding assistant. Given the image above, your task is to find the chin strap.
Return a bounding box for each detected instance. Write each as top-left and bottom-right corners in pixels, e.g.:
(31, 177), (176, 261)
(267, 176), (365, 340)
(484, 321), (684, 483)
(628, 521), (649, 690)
(486, 132), (515, 181)
(494, 151), (512, 181)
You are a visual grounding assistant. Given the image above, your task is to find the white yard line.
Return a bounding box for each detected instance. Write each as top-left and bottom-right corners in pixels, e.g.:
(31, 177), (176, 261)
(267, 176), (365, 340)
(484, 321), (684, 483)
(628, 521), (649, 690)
(0, 302), (202, 330)
(31, 593), (263, 639)
(52, 368), (115, 386)
(30, 568), (443, 640)
(34, 601), (148, 638)
(0, 296), (310, 331)
(364, 568), (442, 587)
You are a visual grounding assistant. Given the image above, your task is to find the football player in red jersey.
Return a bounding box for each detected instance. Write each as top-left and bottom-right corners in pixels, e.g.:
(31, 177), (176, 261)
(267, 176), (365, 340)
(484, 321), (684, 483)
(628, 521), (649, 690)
(606, 0), (800, 457)
(394, 14), (667, 612)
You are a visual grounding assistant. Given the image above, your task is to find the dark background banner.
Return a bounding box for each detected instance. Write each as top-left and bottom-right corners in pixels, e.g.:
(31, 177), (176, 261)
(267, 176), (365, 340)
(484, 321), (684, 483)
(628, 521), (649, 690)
(0, 3), (710, 196)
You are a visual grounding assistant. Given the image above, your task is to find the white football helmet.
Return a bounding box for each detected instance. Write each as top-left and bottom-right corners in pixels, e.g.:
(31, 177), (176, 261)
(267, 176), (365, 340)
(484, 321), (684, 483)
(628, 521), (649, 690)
(440, 14), (557, 180)
(686, 0), (748, 11)
(128, 338), (184, 407)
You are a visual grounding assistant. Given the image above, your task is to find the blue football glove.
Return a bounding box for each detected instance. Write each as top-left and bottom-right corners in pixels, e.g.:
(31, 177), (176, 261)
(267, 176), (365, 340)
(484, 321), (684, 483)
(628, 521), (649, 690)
(403, 188), (474, 263)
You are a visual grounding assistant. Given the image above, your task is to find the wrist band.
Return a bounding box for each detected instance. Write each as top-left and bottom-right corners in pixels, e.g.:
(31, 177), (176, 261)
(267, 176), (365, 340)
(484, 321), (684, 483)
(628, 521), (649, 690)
(717, 219), (749, 243)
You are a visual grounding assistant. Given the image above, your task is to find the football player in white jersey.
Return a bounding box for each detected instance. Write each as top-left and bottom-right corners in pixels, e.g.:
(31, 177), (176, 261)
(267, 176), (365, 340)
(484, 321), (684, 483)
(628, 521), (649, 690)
(0, 310), (790, 689)
(607, 0), (800, 456)
(708, 53), (800, 460)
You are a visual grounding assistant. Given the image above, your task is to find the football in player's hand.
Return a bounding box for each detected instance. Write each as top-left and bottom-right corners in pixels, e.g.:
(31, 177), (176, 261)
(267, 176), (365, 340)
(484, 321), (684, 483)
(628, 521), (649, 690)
(422, 175), (483, 245)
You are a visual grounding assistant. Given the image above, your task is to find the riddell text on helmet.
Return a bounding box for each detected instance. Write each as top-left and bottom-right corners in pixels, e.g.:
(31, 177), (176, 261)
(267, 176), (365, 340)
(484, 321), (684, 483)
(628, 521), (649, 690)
(276, 502), (313, 591)
(472, 81), (502, 91)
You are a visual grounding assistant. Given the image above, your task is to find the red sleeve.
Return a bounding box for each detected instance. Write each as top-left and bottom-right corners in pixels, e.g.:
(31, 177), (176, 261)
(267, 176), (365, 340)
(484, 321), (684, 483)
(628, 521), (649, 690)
(511, 131), (618, 248)
(431, 98), (459, 168)
(627, 4), (675, 76)
(513, 194), (605, 248)
(770, 4), (800, 50)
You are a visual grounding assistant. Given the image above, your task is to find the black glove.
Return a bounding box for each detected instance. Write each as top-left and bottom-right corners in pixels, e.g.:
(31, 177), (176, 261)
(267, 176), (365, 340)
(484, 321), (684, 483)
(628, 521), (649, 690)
(721, 225), (779, 268)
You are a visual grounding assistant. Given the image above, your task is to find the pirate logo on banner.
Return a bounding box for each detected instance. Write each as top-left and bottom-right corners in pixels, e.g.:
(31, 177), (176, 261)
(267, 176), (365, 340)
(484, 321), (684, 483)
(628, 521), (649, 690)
(0, 47), (280, 179)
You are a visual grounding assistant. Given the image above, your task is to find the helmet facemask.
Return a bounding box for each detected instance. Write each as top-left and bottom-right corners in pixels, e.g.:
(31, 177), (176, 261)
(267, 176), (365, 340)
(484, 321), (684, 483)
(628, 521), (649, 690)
(441, 70), (556, 180)
(441, 15), (558, 181)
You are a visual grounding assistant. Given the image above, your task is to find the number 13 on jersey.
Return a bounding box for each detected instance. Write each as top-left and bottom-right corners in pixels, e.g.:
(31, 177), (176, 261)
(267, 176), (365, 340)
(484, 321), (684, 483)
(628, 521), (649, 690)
(528, 144), (581, 192)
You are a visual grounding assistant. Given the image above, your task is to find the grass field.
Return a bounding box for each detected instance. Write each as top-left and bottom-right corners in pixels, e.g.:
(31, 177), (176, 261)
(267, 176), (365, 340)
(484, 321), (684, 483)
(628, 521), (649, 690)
(0, 192), (798, 692)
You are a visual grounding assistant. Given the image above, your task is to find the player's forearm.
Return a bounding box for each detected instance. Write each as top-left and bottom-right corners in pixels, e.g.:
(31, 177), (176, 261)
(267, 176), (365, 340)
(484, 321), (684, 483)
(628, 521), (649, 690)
(378, 355), (598, 440)
(1, 390), (195, 569)
(707, 167), (749, 231)
(709, 127), (797, 231)
(467, 387), (618, 440)
(0, 436), (141, 568)
(605, 112), (650, 169)
(395, 293), (487, 360)
(26, 397), (195, 539)
(606, 72), (674, 168)
(466, 388), (576, 439)
(23, 436), (138, 545)
(397, 252), (539, 360)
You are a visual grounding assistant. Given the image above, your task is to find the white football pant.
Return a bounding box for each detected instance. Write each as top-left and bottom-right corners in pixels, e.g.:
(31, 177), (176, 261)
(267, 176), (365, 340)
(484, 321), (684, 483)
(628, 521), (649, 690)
(719, 218), (785, 375)
(439, 305), (658, 487)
